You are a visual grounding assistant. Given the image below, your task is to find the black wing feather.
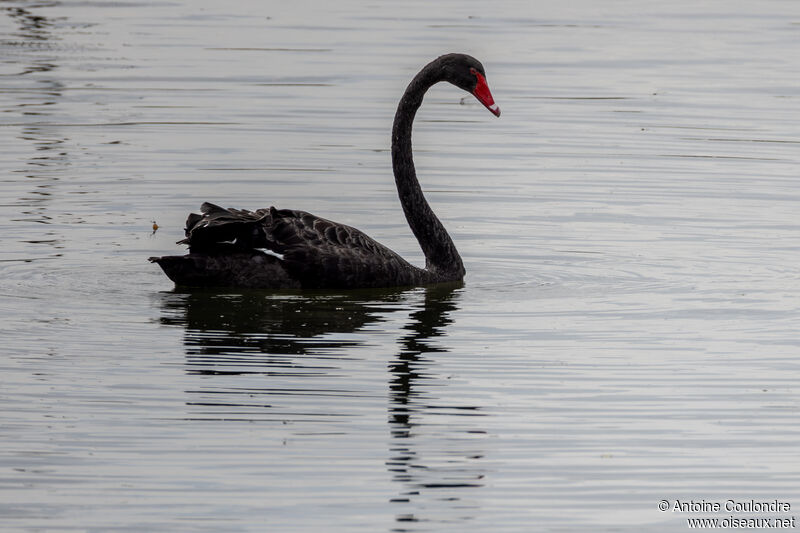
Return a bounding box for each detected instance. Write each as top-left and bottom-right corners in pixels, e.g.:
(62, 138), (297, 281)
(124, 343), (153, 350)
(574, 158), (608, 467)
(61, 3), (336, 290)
(179, 203), (425, 288)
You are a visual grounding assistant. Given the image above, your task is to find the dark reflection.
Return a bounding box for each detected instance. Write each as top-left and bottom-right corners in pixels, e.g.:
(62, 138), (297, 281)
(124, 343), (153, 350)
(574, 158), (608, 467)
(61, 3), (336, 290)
(3, 3), (57, 40)
(158, 285), (486, 526)
(158, 288), (407, 374)
(389, 285), (462, 428)
(1, 3), (60, 77)
(385, 286), (486, 528)
(157, 288), (412, 422)
(3, 2), (68, 256)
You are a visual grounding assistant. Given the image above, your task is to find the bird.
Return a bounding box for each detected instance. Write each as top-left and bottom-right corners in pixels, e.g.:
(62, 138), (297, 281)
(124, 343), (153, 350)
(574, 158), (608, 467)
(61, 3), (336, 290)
(149, 53), (500, 289)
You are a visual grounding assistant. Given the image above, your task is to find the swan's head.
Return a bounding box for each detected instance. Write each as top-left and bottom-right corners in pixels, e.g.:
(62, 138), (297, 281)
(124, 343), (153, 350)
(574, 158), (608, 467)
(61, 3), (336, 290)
(438, 53), (501, 117)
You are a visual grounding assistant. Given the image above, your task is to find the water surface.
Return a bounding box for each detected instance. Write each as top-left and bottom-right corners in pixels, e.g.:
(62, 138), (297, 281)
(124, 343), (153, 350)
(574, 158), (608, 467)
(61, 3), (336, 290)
(2, 1), (799, 531)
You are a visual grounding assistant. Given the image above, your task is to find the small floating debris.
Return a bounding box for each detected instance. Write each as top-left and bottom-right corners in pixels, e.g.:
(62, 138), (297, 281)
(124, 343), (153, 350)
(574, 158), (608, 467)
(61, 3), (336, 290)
(151, 221), (159, 235)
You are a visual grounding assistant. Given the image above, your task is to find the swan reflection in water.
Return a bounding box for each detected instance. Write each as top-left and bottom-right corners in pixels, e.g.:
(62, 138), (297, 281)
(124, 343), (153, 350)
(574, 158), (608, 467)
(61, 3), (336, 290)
(157, 285), (486, 524)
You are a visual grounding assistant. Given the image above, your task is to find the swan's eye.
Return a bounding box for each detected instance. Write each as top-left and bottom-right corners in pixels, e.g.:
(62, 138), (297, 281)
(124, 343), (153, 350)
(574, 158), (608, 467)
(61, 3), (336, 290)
(469, 67), (478, 76)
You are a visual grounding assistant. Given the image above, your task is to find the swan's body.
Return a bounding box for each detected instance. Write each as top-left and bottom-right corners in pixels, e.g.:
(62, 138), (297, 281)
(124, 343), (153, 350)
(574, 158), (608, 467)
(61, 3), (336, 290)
(150, 54), (500, 289)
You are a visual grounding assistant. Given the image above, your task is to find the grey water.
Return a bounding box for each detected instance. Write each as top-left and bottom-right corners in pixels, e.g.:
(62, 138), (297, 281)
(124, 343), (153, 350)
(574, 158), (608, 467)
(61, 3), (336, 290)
(1, 1), (799, 531)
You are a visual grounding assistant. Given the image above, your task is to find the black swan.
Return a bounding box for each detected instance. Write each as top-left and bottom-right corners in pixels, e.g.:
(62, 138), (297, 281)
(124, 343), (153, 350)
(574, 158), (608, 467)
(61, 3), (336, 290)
(150, 53), (500, 289)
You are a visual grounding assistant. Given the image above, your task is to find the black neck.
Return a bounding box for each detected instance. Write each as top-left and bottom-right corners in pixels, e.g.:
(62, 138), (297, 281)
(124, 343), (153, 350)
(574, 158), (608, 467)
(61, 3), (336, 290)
(391, 61), (464, 278)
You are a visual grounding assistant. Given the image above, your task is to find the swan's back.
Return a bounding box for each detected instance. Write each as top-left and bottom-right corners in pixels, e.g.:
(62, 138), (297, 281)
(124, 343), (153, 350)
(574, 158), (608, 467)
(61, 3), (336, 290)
(151, 203), (430, 289)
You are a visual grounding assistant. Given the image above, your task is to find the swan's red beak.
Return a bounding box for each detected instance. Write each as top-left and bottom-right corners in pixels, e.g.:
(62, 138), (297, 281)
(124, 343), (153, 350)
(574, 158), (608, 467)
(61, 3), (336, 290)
(472, 71), (501, 117)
